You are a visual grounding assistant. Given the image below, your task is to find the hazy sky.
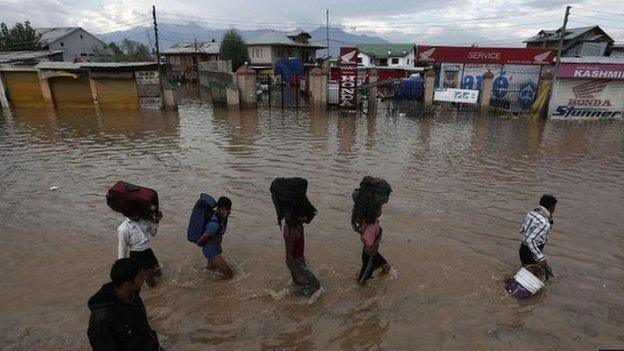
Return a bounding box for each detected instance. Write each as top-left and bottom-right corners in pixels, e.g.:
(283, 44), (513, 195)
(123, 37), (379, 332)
(2, 0), (624, 45)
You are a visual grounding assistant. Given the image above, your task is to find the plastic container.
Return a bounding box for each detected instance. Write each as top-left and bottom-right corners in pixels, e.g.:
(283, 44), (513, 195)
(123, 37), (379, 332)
(505, 267), (544, 299)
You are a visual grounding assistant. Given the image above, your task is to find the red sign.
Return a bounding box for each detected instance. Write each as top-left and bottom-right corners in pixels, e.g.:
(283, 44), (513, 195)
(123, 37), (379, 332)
(416, 46), (555, 65)
(339, 47), (358, 113)
(557, 63), (624, 80)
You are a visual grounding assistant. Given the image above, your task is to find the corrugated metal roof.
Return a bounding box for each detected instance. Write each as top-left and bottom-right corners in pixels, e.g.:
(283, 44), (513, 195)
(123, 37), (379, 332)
(35, 27), (81, 44)
(35, 61), (83, 70)
(0, 50), (63, 63)
(560, 56), (624, 64)
(357, 44), (414, 58)
(35, 61), (157, 70)
(247, 31), (324, 48)
(163, 42), (220, 54)
(524, 26), (604, 43)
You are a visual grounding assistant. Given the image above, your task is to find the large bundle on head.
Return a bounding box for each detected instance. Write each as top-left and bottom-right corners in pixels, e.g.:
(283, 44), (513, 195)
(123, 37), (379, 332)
(351, 176), (392, 232)
(106, 181), (159, 221)
(270, 177), (317, 226)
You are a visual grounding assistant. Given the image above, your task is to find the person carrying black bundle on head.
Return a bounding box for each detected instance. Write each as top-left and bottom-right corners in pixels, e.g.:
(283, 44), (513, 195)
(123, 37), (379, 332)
(270, 177), (320, 296)
(352, 176), (392, 284)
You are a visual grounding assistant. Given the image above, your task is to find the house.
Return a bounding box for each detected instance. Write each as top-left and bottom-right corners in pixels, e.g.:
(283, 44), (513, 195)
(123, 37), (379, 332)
(607, 44), (624, 58)
(163, 40), (220, 82)
(357, 44), (415, 68)
(246, 30), (324, 69)
(35, 27), (109, 62)
(524, 26), (614, 57)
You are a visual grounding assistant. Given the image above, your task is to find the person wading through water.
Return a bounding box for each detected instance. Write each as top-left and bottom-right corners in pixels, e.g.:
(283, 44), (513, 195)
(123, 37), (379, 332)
(87, 258), (164, 351)
(519, 194), (558, 278)
(270, 177), (320, 296)
(351, 176), (392, 284)
(186, 195), (234, 279)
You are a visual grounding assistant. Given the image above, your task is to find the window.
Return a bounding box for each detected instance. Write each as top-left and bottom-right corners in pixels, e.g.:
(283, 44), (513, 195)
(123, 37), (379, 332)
(391, 58), (399, 64)
(379, 58), (388, 66)
(60, 42), (64, 47)
(407, 59), (410, 65)
(357, 57), (362, 63)
(169, 56), (180, 65)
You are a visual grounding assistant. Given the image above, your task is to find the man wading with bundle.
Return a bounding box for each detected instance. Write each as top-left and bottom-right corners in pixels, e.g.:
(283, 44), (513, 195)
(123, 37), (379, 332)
(519, 194), (558, 276)
(352, 176), (392, 284)
(270, 177), (320, 296)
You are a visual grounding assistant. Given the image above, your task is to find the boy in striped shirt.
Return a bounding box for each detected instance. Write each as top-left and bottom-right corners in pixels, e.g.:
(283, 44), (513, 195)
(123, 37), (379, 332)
(519, 194), (558, 272)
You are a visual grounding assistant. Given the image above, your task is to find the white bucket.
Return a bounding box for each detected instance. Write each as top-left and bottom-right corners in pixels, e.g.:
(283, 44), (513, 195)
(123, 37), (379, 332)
(513, 267), (544, 294)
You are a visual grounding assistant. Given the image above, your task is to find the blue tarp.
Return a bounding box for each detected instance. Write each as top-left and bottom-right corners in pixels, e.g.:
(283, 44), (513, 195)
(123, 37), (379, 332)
(275, 58), (304, 84)
(395, 76), (424, 101)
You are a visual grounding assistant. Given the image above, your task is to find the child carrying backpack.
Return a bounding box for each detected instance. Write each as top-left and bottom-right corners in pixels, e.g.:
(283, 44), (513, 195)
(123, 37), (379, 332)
(351, 176), (392, 284)
(270, 177), (320, 296)
(186, 194), (234, 279)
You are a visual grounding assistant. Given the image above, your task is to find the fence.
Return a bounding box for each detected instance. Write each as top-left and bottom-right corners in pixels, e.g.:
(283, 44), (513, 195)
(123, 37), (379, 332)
(256, 74), (308, 108)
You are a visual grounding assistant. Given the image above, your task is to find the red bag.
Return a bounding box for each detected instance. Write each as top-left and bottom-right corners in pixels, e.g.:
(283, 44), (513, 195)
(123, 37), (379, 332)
(106, 181), (159, 220)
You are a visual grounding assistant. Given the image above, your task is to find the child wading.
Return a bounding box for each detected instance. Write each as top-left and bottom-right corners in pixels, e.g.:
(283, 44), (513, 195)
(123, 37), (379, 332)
(351, 176), (392, 284)
(106, 181), (162, 287)
(270, 177), (320, 296)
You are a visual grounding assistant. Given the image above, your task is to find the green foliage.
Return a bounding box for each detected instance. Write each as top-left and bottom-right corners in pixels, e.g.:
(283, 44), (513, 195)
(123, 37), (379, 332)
(93, 39), (153, 62)
(219, 29), (249, 71)
(0, 21), (43, 51)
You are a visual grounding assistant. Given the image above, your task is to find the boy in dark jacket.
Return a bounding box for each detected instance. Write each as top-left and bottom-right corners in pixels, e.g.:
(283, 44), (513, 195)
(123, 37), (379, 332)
(87, 258), (161, 351)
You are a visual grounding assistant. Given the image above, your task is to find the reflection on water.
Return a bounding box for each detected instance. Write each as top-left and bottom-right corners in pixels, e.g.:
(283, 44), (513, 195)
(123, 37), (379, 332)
(1, 102), (623, 350)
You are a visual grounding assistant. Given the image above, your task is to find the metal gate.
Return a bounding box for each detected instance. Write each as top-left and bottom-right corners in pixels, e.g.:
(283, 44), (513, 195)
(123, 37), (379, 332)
(490, 82), (539, 115)
(257, 74), (308, 108)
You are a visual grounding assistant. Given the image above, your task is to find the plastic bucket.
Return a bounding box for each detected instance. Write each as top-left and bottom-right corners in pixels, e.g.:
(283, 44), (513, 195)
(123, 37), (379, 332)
(505, 267), (544, 299)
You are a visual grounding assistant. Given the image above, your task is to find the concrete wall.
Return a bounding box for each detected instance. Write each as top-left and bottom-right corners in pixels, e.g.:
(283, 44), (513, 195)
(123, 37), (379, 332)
(49, 74), (93, 108)
(2, 71), (45, 108)
(47, 28), (109, 62)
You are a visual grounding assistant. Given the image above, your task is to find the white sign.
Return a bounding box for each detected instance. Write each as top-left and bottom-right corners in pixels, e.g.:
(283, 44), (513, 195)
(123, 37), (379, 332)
(135, 71), (160, 85)
(549, 79), (624, 119)
(434, 88), (479, 104)
(139, 97), (162, 109)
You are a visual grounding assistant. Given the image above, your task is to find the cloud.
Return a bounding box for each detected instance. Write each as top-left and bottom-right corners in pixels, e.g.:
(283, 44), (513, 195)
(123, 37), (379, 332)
(1, 0), (623, 44)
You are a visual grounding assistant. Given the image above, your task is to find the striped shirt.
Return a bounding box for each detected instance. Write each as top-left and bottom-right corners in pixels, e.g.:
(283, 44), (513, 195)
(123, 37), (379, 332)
(520, 206), (553, 261)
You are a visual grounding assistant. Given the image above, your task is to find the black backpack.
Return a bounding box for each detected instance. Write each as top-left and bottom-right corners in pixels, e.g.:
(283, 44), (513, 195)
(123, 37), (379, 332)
(270, 177), (317, 226)
(351, 176), (392, 232)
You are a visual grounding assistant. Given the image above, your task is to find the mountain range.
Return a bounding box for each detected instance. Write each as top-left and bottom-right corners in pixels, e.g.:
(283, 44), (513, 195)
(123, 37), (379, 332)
(99, 24), (389, 57)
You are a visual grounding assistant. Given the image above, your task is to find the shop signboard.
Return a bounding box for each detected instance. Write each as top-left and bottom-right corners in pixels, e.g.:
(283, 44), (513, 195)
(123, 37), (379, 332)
(135, 71), (160, 85)
(434, 88), (479, 104)
(439, 63), (462, 88)
(339, 47), (358, 113)
(557, 63), (624, 80)
(549, 79), (624, 119)
(417, 46), (555, 65)
(461, 64), (501, 90)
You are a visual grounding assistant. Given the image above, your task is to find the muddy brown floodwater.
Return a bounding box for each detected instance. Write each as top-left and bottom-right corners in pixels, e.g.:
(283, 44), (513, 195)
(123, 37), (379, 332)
(1, 100), (623, 351)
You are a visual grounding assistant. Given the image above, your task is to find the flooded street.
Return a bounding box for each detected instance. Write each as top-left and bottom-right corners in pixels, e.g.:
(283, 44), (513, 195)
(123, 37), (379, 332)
(1, 100), (623, 350)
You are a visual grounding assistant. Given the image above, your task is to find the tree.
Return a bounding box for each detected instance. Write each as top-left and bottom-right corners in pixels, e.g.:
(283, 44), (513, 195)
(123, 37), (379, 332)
(219, 29), (249, 71)
(93, 39), (153, 62)
(0, 21), (43, 51)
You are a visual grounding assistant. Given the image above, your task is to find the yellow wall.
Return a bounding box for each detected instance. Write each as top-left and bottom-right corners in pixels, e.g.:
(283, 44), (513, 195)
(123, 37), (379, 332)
(94, 78), (139, 109)
(2, 71), (45, 108)
(49, 74), (93, 108)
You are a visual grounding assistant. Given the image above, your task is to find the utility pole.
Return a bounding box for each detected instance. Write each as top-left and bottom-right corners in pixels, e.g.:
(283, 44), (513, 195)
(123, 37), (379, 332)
(556, 6), (571, 68)
(194, 38), (198, 53)
(326, 9), (329, 58)
(152, 5), (163, 95)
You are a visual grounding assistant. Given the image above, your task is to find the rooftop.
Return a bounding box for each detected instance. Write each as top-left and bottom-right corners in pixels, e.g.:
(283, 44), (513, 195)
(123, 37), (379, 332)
(247, 31), (324, 49)
(357, 44), (414, 58)
(560, 56), (624, 64)
(163, 41), (220, 55)
(0, 50), (63, 64)
(524, 26), (613, 44)
(35, 27), (81, 44)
